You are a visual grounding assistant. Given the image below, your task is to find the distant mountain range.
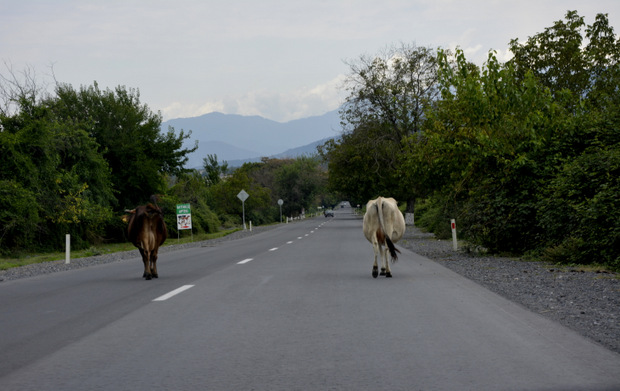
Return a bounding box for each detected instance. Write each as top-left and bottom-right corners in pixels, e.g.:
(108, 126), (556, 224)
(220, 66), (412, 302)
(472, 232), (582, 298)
(161, 110), (342, 168)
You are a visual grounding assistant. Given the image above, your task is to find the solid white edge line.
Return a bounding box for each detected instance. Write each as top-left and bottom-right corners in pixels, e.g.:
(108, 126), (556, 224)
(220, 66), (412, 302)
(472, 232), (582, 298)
(153, 285), (195, 301)
(237, 258), (253, 264)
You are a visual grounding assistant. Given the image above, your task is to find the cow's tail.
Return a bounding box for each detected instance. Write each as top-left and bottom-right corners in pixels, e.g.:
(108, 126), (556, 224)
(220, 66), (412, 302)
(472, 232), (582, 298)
(375, 197), (400, 263)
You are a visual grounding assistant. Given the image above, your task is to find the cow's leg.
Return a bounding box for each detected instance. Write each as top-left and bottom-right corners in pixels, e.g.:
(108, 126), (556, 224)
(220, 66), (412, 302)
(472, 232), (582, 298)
(383, 246), (392, 278)
(383, 248), (392, 278)
(379, 245), (388, 276)
(139, 249), (150, 279)
(142, 249), (153, 280)
(372, 241), (379, 278)
(151, 250), (159, 278)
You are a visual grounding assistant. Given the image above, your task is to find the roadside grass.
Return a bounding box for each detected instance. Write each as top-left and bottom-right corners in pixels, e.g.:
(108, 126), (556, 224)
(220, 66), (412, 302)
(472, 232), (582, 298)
(0, 228), (241, 271)
(546, 264), (620, 276)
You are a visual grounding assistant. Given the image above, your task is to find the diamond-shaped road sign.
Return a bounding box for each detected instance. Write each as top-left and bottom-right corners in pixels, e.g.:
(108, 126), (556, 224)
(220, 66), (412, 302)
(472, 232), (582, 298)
(237, 189), (249, 202)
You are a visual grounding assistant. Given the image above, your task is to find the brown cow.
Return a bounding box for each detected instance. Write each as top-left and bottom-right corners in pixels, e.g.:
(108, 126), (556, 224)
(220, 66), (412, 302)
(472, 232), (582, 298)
(363, 197), (405, 278)
(125, 198), (167, 280)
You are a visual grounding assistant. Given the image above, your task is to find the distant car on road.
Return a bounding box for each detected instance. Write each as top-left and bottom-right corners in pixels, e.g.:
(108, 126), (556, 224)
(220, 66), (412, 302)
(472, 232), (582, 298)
(324, 210), (334, 217)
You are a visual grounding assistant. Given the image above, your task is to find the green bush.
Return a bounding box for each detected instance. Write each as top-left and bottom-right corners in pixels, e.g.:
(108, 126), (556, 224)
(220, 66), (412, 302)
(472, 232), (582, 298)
(0, 181), (40, 254)
(157, 195), (221, 238)
(219, 214), (241, 229)
(415, 197), (452, 240)
(538, 147), (620, 268)
(460, 174), (540, 255)
(190, 199), (221, 234)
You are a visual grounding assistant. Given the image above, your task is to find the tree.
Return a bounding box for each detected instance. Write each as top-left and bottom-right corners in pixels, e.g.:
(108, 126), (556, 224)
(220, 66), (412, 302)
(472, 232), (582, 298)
(512, 12), (620, 267)
(51, 82), (196, 209)
(585, 13), (620, 84)
(274, 156), (326, 216)
(208, 164), (274, 225)
(205, 157), (330, 226)
(0, 76), (115, 251)
(509, 10), (589, 100)
(413, 11), (620, 266)
(414, 48), (562, 251)
(0, 180), (40, 252)
(0, 62), (48, 117)
(509, 10), (620, 109)
(1, 67), (200, 251)
(241, 157), (291, 207)
(203, 154), (228, 186)
(330, 43), (441, 211)
(537, 147), (620, 268)
(319, 123), (396, 207)
(342, 43), (440, 137)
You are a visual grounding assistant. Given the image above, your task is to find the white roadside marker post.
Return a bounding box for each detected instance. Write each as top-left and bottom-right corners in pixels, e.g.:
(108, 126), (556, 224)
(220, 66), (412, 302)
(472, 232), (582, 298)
(65, 234), (70, 264)
(451, 219), (458, 251)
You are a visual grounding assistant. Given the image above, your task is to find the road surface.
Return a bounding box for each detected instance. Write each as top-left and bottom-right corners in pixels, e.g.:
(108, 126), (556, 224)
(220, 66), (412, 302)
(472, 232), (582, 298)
(1, 208), (619, 390)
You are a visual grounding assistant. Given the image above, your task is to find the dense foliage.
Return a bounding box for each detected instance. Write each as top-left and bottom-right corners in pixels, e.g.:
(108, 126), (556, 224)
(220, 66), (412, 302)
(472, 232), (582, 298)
(0, 71), (333, 255)
(323, 11), (620, 269)
(322, 43), (439, 211)
(206, 156), (329, 226)
(3, 10), (617, 270)
(51, 82), (196, 210)
(0, 78), (195, 253)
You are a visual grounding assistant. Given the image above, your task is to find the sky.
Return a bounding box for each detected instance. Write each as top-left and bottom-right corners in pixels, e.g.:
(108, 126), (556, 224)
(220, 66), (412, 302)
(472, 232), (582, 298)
(1, 1), (619, 122)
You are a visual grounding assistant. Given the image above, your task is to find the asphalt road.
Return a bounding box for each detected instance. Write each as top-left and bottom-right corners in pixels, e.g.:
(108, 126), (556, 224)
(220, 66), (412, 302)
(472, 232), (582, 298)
(1, 208), (620, 390)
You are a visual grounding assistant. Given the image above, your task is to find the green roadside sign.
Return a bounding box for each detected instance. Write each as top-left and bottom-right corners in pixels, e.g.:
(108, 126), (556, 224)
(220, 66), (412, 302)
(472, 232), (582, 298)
(176, 203), (192, 230)
(176, 203), (191, 215)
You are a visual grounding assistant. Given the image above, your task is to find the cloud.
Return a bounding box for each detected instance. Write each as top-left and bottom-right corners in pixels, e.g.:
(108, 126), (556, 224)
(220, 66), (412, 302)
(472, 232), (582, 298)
(162, 74), (346, 122)
(5, 0), (620, 123)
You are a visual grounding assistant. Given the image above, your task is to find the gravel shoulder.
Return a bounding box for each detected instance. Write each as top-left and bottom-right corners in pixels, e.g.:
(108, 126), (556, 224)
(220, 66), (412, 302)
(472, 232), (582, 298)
(1, 221), (618, 355)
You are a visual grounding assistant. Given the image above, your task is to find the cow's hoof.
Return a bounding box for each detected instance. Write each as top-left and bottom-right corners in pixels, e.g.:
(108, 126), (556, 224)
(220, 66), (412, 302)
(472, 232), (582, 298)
(152, 274), (158, 278)
(372, 270), (378, 278)
(145, 274), (152, 280)
(380, 268), (386, 276)
(385, 272), (392, 278)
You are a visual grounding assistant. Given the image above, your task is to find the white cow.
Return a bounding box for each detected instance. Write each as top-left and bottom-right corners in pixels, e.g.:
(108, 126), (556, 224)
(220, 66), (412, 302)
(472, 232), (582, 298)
(363, 197), (406, 278)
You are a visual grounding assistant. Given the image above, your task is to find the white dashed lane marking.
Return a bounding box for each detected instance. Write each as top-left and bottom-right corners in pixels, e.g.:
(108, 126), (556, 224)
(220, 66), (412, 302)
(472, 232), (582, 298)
(156, 224), (326, 300)
(239, 225), (323, 265)
(153, 285), (195, 301)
